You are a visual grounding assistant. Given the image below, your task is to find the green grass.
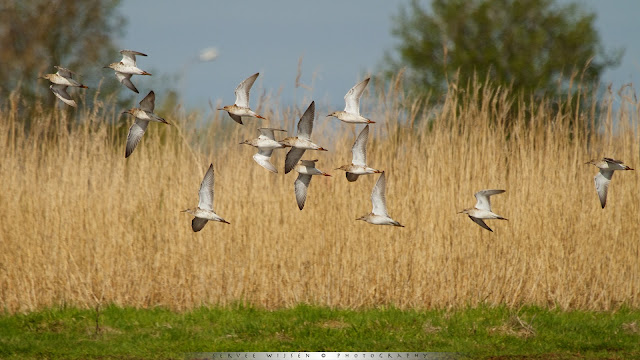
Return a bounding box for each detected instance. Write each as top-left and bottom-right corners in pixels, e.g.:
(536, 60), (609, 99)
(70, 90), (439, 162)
(1, 304), (639, 359)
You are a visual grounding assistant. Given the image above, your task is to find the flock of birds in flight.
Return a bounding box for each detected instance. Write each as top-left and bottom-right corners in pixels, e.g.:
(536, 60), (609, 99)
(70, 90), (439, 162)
(39, 50), (635, 233)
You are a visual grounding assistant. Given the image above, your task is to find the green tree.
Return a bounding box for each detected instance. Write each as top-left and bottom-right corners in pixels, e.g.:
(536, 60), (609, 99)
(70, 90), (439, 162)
(0, 1), (126, 106)
(383, 0), (622, 101)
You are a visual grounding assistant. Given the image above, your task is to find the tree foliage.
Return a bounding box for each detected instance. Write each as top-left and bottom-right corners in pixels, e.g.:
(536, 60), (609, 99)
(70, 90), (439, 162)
(384, 0), (622, 101)
(0, 0), (125, 104)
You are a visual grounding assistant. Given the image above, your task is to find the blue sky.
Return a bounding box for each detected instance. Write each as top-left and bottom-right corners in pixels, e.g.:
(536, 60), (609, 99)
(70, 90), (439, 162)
(117, 0), (640, 110)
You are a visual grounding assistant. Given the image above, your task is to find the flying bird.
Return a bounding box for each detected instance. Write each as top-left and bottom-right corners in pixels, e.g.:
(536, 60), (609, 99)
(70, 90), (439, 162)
(585, 157), (634, 208)
(293, 159), (331, 210)
(122, 91), (170, 158)
(279, 101), (328, 174)
(357, 172), (404, 227)
(240, 128), (287, 173)
(104, 49), (151, 93)
(39, 66), (88, 107)
(218, 72), (266, 124)
(182, 163), (230, 232)
(327, 77), (374, 124)
(335, 125), (381, 181)
(458, 189), (507, 232)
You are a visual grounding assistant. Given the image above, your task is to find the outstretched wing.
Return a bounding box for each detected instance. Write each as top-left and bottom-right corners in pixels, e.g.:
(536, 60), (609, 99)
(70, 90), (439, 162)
(371, 172), (389, 217)
(125, 119), (149, 158)
(297, 101), (315, 140)
(258, 127), (286, 140)
(54, 66), (75, 78)
(470, 216), (493, 232)
(594, 170), (613, 208)
(346, 172), (360, 182)
(294, 174), (312, 210)
(234, 72), (259, 108)
(198, 164), (215, 211)
(50, 84), (76, 107)
(284, 147), (306, 174)
(253, 149), (277, 173)
(351, 124), (369, 166)
(228, 113), (243, 124)
(120, 49), (147, 66)
(474, 189), (505, 211)
(139, 91), (155, 112)
(116, 72), (139, 93)
(191, 217), (208, 232)
(344, 77), (370, 115)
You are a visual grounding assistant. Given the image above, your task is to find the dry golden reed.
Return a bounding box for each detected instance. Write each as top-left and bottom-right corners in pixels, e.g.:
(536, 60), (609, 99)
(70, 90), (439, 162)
(1, 77), (639, 314)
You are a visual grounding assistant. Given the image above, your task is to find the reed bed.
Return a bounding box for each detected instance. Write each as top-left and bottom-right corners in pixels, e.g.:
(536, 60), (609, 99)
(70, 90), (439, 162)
(1, 77), (639, 314)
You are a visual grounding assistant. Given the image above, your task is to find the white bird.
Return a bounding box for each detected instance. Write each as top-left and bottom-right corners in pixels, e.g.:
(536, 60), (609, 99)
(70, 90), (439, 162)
(39, 66), (88, 107)
(458, 189), (507, 232)
(293, 159), (331, 210)
(240, 128), (287, 173)
(585, 157), (634, 208)
(327, 77), (374, 124)
(104, 50), (152, 93)
(335, 125), (381, 181)
(279, 101), (328, 174)
(182, 163), (230, 232)
(357, 172), (403, 227)
(218, 72), (266, 124)
(122, 91), (170, 158)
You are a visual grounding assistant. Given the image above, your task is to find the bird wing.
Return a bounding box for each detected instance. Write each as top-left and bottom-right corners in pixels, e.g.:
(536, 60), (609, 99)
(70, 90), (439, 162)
(344, 77), (370, 115)
(120, 49), (147, 66)
(54, 66), (75, 78)
(115, 72), (139, 93)
(470, 216), (493, 232)
(300, 159), (319, 167)
(351, 124), (369, 166)
(284, 147), (306, 174)
(139, 91), (155, 112)
(603, 158), (633, 171)
(371, 171), (389, 217)
(198, 164), (215, 211)
(50, 84), (76, 107)
(253, 149), (277, 173)
(474, 189), (505, 211)
(258, 128), (275, 140)
(234, 72), (259, 108)
(258, 127), (286, 140)
(191, 217), (208, 232)
(297, 101), (315, 140)
(228, 113), (243, 124)
(595, 170), (613, 208)
(125, 119), (149, 158)
(346, 172), (360, 182)
(294, 174), (312, 210)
